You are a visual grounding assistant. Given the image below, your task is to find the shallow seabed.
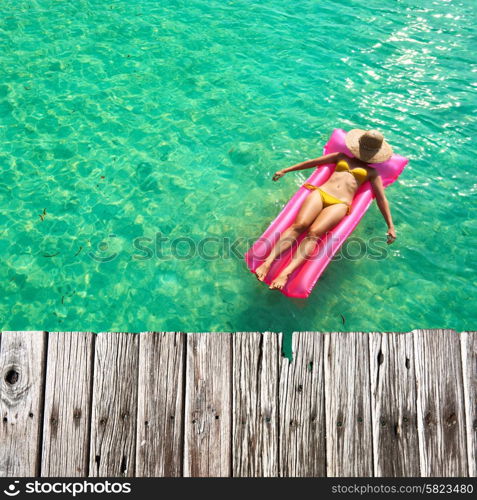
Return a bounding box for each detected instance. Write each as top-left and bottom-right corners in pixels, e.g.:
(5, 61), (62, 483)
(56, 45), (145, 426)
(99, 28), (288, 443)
(0, 0), (475, 339)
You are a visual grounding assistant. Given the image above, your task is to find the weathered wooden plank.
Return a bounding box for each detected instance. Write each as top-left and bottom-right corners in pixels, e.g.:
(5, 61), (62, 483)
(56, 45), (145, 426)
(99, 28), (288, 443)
(369, 332), (420, 476)
(41, 332), (94, 477)
(89, 332), (139, 477)
(324, 332), (373, 476)
(232, 332), (279, 477)
(136, 332), (185, 477)
(184, 333), (231, 477)
(461, 331), (476, 477)
(0, 331), (47, 477)
(0, 329), (472, 479)
(414, 329), (468, 477)
(279, 332), (326, 477)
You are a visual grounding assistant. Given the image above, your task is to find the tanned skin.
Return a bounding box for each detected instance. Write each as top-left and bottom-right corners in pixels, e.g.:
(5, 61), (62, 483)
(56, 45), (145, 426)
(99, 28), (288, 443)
(254, 152), (396, 290)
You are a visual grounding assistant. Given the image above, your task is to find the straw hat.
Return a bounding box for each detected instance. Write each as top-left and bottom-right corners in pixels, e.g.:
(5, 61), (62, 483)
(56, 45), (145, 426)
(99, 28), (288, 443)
(345, 129), (393, 163)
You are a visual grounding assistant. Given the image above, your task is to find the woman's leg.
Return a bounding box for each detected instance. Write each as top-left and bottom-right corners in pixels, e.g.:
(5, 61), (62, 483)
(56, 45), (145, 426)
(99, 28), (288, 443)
(269, 203), (348, 290)
(255, 190), (324, 281)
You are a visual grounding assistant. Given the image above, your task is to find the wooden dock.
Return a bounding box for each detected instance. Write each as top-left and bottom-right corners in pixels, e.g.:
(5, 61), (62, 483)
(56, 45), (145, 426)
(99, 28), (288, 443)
(0, 330), (475, 477)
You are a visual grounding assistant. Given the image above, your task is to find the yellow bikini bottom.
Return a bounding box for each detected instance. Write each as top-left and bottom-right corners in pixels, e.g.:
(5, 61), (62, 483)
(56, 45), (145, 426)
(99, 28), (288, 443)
(303, 183), (351, 215)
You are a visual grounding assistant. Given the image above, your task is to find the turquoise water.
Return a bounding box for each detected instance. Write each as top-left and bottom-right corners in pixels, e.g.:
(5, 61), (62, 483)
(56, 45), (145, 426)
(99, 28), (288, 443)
(1, 0), (475, 339)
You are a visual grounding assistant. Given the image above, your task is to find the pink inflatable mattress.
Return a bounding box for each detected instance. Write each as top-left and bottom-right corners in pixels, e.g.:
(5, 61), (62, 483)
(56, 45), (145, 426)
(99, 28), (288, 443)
(245, 128), (408, 298)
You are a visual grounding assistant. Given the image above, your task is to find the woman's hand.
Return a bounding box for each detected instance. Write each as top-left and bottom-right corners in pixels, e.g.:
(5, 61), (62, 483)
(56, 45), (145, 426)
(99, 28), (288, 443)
(386, 226), (396, 244)
(272, 170), (285, 181)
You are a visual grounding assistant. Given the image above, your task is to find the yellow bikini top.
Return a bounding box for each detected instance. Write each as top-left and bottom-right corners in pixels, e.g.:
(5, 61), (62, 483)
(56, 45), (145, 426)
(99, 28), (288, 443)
(335, 160), (367, 184)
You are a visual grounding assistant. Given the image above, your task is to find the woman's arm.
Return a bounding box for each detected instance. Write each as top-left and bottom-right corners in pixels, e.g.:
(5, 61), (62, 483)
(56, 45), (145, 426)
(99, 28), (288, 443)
(273, 152), (343, 181)
(369, 170), (396, 244)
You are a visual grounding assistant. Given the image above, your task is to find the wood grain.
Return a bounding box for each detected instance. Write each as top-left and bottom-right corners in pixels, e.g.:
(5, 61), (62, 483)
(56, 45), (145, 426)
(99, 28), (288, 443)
(41, 332), (94, 476)
(184, 333), (231, 477)
(0, 330), (475, 477)
(232, 332), (279, 477)
(460, 331), (476, 477)
(324, 332), (373, 476)
(414, 329), (468, 477)
(0, 331), (47, 477)
(89, 332), (139, 477)
(279, 332), (326, 476)
(369, 332), (420, 476)
(136, 332), (185, 477)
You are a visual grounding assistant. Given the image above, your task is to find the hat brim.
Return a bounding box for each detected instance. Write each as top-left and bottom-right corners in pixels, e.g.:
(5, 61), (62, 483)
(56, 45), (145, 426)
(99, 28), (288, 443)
(345, 128), (393, 163)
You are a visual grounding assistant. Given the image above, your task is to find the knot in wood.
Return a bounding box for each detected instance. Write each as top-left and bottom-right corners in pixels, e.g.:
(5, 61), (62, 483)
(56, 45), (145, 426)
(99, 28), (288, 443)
(445, 413), (457, 427)
(4, 369), (19, 385)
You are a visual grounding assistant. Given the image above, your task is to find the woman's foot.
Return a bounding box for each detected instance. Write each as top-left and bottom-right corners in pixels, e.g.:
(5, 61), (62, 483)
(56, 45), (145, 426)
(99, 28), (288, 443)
(255, 261), (272, 281)
(269, 272), (290, 290)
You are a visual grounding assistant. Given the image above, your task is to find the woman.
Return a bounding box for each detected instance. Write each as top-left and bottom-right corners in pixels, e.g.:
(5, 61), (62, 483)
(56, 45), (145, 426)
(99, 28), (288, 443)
(255, 129), (397, 290)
